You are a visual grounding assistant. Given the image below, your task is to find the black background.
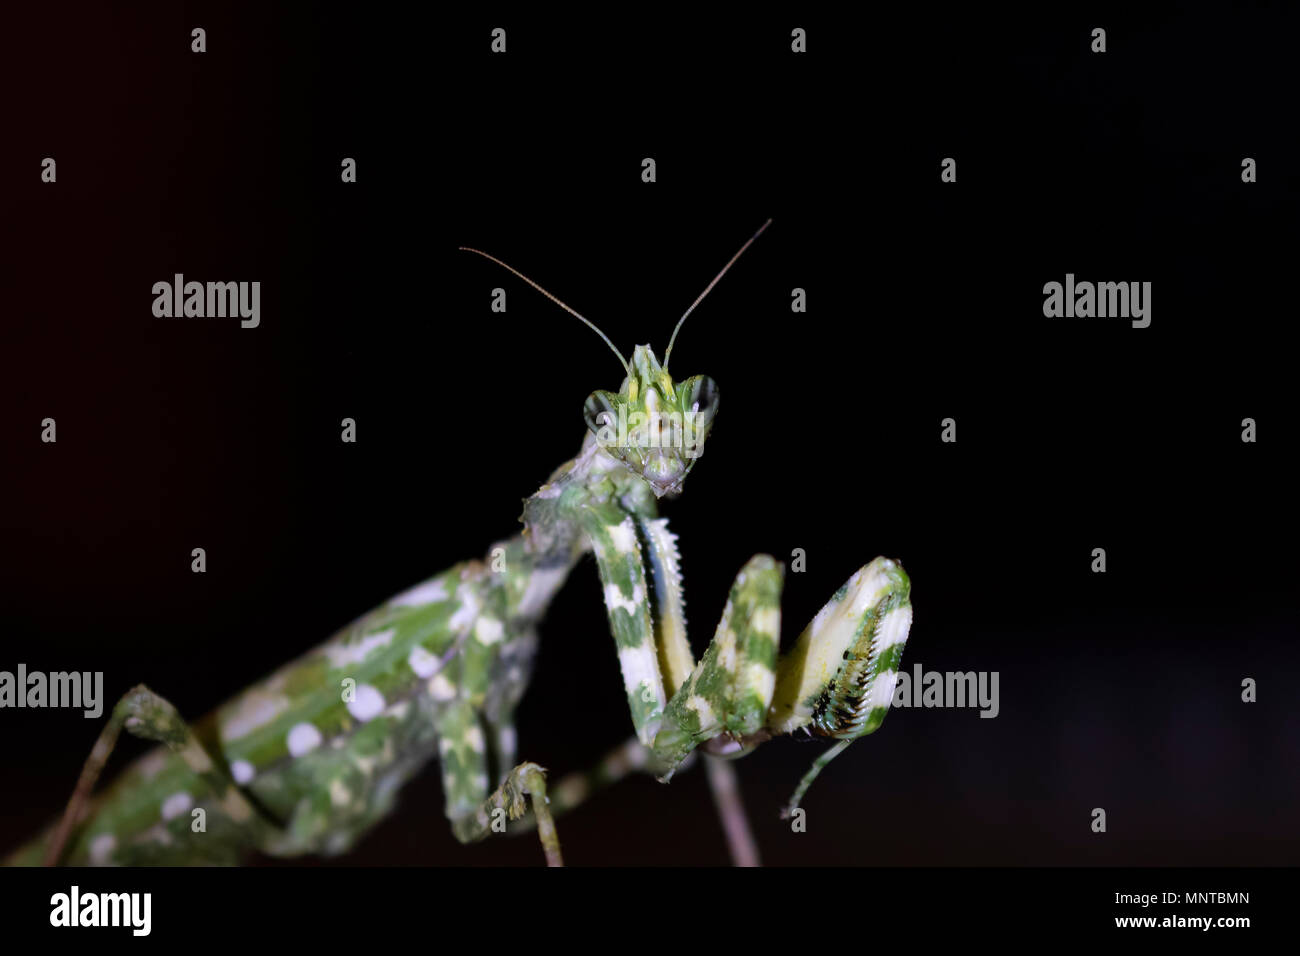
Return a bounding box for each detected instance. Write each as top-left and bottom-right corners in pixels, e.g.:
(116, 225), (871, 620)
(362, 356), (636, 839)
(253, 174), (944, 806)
(1, 4), (1296, 872)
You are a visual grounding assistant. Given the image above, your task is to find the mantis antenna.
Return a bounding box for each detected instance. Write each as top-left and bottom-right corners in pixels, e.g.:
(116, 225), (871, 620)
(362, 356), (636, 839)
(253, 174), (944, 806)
(459, 246), (630, 377)
(663, 218), (772, 370)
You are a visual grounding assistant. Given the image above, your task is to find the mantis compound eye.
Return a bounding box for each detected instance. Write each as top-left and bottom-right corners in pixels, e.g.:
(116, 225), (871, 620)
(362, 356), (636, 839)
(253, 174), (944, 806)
(583, 390), (620, 439)
(678, 375), (719, 422)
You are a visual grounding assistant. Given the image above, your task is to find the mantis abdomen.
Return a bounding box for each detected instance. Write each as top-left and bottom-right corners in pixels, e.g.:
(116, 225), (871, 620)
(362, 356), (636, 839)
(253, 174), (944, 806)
(10, 540), (569, 865)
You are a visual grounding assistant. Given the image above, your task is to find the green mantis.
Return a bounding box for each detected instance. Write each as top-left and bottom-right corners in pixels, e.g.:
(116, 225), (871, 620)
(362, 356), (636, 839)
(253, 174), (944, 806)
(6, 221), (912, 867)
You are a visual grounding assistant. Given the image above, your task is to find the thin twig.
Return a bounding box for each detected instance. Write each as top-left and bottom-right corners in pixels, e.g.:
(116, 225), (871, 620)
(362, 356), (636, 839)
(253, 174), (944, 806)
(704, 755), (761, 867)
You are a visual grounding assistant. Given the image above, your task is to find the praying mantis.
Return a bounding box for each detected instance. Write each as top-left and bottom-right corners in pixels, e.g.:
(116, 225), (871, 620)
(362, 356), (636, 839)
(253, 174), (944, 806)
(6, 220), (913, 867)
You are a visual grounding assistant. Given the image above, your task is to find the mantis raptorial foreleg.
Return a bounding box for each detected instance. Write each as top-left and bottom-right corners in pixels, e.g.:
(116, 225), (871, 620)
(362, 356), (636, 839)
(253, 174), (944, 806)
(580, 508), (913, 863)
(648, 556), (913, 811)
(578, 503), (671, 745)
(636, 515), (695, 693)
(651, 555), (785, 775)
(636, 517), (763, 864)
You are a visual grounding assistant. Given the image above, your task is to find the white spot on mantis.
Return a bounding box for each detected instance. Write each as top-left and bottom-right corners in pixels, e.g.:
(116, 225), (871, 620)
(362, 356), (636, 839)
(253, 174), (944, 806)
(743, 662), (776, 711)
(516, 565), (568, 618)
(741, 611), (780, 707)
(716, 628), (738, 674)
(616, 644), (664, 731)
(751, 607), (781, 639)
(874, 604), (912, 652)
(390, 578), (449, 607)
(589, 446), (622, 474)
(868, 669), (902, 713)
(848, 563), (896, 617)
(324, 628), (395, 668)
(346, 684), (385, 722)
(161, 792), (193, 821)
(330, 778), (352, 808)
(603, 583), (644, 617)
(448, 586), (481, 632)
(354, 754), (378, 776)
(89, 833), (116, 864)
(865, 607), (913, 712)
(464, 725), (485, 752)
(475, 617), (505, 645)
(287, 722), (323, 757)
(449, 606), (475, 634)
(428, 673), (457, 701)
(230, 759), (256, 785)
(383, 700), (410, 720)
(136, 749), (169, 780)
(220, 690), (291, 742)
(408, 645), (441, 678)
(686, 694), (717, 729)
(607, 518), (638, 554)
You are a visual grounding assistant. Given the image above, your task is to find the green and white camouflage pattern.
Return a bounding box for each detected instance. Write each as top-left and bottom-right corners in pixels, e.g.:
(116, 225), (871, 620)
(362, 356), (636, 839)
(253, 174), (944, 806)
(7, 228), (912, 866)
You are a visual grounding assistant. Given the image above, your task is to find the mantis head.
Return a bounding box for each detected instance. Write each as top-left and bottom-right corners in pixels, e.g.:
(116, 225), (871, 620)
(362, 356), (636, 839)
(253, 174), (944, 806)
(583, 345), (718, 497)
(460, 219), (769, 497)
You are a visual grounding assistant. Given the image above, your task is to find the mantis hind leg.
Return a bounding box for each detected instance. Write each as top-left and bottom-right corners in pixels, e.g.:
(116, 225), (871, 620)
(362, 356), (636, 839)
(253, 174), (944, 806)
(451, 761), (562, 867)
(43, 684), (266, 866)
(502, 737), (650, 833)
(439, 700), (563, 866)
